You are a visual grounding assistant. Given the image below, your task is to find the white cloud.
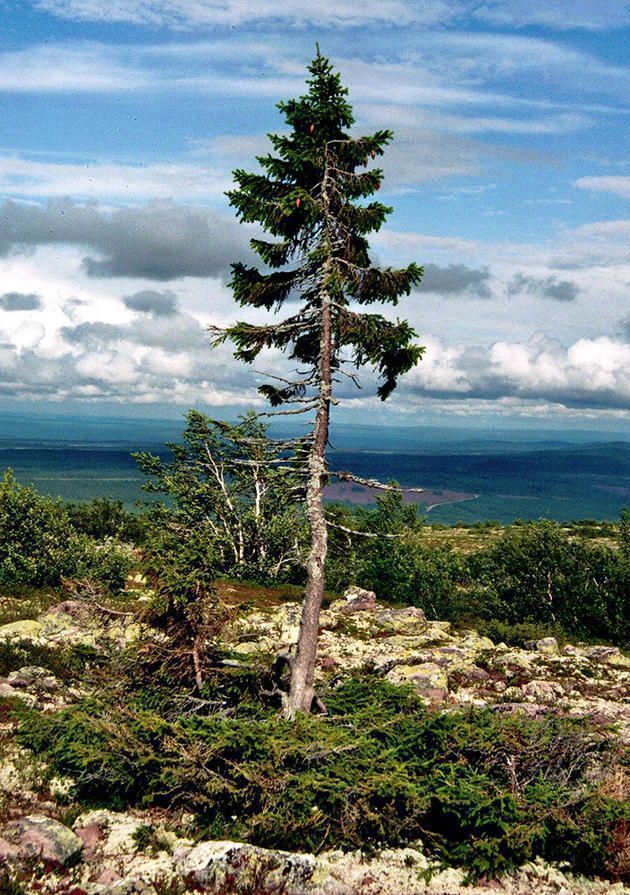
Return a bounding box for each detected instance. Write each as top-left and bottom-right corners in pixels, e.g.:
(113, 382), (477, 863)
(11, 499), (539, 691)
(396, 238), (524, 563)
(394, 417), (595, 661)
(33, 0), (630, 31)
(574, 176), (630, 199)
(0, 156), (229, 202)
(473, 0), (630, 31)
(35, 0), (454, 28)
(0, 44), (150, 92)
(401, 333), (630, 409)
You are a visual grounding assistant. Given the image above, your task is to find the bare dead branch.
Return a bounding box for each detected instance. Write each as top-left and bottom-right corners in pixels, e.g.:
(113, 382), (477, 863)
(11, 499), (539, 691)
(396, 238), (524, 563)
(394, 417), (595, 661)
(325, 519), (403, 539)
(331, 470), (426, 493)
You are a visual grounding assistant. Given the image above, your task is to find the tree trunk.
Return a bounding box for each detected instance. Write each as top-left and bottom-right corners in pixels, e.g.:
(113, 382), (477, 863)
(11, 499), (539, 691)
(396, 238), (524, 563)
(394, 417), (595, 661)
(285, 280), (332, 717)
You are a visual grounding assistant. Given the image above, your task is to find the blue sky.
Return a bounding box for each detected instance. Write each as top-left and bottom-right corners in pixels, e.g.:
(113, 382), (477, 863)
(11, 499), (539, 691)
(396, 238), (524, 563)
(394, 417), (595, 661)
(0, 0), (628, 428)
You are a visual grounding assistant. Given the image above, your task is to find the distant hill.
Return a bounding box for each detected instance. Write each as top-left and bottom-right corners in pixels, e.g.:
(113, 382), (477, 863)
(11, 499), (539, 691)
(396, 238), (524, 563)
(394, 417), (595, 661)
(1, 418), (627, 522)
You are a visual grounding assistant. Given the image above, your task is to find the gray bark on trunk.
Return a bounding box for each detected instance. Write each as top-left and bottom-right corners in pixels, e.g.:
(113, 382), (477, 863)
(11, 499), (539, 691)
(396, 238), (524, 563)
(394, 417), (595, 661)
(285, 292), (332, 716)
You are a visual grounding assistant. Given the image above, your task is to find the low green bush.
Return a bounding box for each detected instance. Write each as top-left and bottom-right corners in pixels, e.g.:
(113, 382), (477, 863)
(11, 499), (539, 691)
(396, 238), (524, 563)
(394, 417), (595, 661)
(0, 472), (133, 592)
(471, 619), (569, 649)
(18, 676), (627, 881)
(468, 520), (629, 645)
(0, 639), (105, 680)
(66, 497), (147, 543)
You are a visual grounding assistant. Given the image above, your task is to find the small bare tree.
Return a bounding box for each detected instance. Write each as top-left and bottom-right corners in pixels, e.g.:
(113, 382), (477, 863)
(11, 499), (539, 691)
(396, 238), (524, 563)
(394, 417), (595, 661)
(214, 50), (424, 716)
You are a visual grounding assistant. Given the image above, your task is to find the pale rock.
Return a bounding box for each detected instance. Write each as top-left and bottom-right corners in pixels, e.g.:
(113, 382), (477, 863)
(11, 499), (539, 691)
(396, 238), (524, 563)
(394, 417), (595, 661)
(457, 631), (495, 654)
(7, 665), (59, 691)
(386, 662), (449, 701)
(525, 637), (559, 656)
(14, 814), (83, 865)
(74, 808), (145, 857)
(49, 774), (75, 799)
(584, 646), (628, 667)
(174, 839), (317, 894)
(37, 601), (142, 648)
(0, 682), (36, 706)
(522, 679), (565, 701)
(342, 586), (378, 611)
(0, 619), (43, 641)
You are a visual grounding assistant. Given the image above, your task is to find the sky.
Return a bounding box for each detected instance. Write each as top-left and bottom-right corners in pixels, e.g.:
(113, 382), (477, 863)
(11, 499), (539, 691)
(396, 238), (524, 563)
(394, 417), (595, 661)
(0, 0), (629, 430)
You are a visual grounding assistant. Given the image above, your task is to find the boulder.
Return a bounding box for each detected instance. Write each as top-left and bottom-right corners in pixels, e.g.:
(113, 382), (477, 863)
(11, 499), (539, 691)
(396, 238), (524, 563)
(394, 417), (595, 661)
(375, 606), (427, 636)
(13, 815), (83, 865)
(343, 586), (378, 612)
(525, 637), (559, 656)
(386, 662), (449, 702)
(7, 665), (60, 692)
(521, 680), (565, 702)
(0, 682), (36, 706)
(0, 619), (43, 641)
(174, 840), (317, 895)
(583, 645), (627, 666)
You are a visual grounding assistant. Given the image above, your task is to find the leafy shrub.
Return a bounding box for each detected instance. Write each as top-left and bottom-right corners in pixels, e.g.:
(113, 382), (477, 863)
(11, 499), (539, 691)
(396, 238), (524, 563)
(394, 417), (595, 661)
(133, 411), (306, 584)
(471, 620), (568, 649)
(66, 497), (147, 543)
(468, 520), (629, 645)
(0, 471), (78, 587)
(18, 677), (627, 881)
(0, 471), (133, 592)
(0, 639), (105, 680)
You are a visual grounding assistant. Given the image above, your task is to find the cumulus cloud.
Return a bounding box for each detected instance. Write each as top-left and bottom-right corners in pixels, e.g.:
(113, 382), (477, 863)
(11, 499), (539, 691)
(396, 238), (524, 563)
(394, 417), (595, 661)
(0, 199), (252, 281)
(123, 290), (178, 316)
(420, 263), (491, 297)
(508, 273), (579, 302)
(0, 292), (42, 311)
(401, 333), (630, 409)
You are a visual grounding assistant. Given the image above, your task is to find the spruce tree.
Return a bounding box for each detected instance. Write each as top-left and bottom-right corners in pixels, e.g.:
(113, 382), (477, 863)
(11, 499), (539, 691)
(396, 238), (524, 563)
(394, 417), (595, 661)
(216, 49), (424, 715)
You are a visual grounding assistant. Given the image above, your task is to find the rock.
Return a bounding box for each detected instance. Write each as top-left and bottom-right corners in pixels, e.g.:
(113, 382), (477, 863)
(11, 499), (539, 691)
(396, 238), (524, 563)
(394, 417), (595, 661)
(76, 820), (105, 852)
(457, 631), (495, 654)
(174, 840), (317, 894)
(0, 836), (20, 860)
(375, 606), (427, 636)
(521, 679), (565, 702)
(343, 586), (378, 611)
(0, 682), (36, 706)
(500, 651), (533, 671)
(94, 868), (123, 885)
(583, 645), (627, 666)
(74, 809), (145, 857)
(37, 601), (142, 648)
(14, 815), (83, 865)
(0, 619), (43, 641)
(386, 662), (449, 702)
(89, 878), (158, 895)
(457, 665), (490, 684)
(525, 637), (559, 656)
(7, 665), (59, 692)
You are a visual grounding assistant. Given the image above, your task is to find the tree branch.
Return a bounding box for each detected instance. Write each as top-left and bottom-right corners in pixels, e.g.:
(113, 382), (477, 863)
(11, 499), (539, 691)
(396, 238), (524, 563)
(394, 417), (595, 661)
(331, 470), (425, 493)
